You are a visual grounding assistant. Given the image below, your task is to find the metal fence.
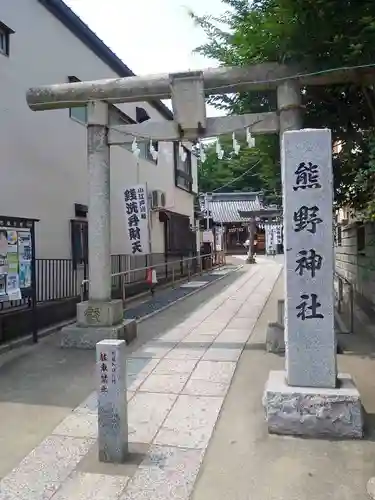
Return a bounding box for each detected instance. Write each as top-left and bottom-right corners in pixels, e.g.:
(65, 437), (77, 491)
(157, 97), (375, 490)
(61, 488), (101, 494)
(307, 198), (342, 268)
(0, 252), (225, 314)
(0, 258), (86, 313)
(82, 252), (225, 302)
(334, 270), (354, 334)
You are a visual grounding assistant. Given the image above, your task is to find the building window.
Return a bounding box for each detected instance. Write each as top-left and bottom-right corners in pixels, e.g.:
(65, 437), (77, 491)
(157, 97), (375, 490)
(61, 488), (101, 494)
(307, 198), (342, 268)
(121, 130), (158, 163)
(110, 107), (158, 156)
(138, 141), (158, 163)
(0, 21), (14, 56)
(357, 224), (365, 253)
(68, 76), (87, 123)
(163, 211), (193, 255)
(68, 78), (135, 132)
(71, 219), (88, 269)
(135, 106), (150, 123)
(123, 140), (158, 163)
(69, 105), (88, 124)
(74, 203), (88, 219)
(173, 142), (193, 192)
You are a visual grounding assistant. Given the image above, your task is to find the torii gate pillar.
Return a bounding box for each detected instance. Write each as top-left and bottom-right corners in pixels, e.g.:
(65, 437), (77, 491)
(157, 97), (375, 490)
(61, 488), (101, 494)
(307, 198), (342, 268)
(61, 101), (137, 349)
(277, 80), (303, 136)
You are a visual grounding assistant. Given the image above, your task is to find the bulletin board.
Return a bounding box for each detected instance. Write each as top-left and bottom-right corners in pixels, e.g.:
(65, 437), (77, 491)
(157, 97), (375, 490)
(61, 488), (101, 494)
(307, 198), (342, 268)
(0, 216), (39, 342)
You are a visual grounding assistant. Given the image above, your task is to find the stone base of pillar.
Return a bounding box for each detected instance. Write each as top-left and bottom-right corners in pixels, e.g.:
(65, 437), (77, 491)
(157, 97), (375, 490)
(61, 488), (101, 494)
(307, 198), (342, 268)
(77, 299), (123, 327)
(61, 319), (137, 349)
(246, 256), (256, 264)
(265, 322), (285, 354)
(262, 370), (364, 439)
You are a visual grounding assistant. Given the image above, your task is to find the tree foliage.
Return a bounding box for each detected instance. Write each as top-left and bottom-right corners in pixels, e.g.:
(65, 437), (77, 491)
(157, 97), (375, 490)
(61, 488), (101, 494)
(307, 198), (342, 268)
(192, 0), (375, 218)
(197, 135), (280, 204)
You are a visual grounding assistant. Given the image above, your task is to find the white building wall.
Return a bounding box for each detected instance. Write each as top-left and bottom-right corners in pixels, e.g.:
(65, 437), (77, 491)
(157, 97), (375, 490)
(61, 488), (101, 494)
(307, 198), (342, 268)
(0, 0), (196, 259)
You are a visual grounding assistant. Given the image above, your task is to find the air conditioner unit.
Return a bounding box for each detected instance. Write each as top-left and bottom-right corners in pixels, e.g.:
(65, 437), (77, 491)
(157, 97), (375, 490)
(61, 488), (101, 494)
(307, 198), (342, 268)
(151, 190), (166, 210)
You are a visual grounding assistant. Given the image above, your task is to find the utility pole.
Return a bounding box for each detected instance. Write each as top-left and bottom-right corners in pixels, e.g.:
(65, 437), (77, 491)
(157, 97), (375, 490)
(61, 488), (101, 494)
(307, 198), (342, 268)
(205, 193), (210, 230)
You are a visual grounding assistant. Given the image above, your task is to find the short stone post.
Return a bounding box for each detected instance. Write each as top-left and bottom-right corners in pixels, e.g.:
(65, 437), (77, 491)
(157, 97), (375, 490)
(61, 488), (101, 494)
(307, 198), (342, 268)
(97, 339), (128, 463)
(263, 129), (363, 438)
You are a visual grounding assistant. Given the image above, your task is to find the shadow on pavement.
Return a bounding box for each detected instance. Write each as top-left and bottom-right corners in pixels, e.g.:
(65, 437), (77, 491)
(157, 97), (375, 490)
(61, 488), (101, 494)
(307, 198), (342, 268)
(0, 267), (245, 409)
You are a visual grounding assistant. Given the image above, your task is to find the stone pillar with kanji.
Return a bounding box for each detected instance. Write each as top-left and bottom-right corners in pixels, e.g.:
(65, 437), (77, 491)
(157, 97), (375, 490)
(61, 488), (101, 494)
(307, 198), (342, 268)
(263, 128), (364, 439)
(284, 129), (336, 388)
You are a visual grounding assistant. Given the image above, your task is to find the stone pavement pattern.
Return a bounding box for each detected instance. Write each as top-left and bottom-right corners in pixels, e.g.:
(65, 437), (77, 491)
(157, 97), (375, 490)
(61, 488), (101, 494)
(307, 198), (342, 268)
(0, 263), (243, 481)
(123, 264), (239, 321)
(0, 259), (282, 500)
(192, 271), (375, 500)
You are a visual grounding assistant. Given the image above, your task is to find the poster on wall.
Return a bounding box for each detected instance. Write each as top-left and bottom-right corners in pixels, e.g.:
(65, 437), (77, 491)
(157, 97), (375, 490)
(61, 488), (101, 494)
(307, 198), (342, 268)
(7, 273), (21, 300)
(0, 229), (8, 300)
(19, 262), (31, 289)
(0, 274), (6, 298)
(123, 184), (150, 255)
(0, 229), (8, 275)
(0, 226), (32, 301)
(18, 231), (32, 289)
(7, 230), (21, 299)
(18, 232), (32, 261)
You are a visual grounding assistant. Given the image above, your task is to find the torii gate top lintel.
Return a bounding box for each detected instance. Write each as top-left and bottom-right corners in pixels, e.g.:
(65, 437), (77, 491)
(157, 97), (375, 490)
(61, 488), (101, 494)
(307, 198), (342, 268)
(25, 62), (375, 112)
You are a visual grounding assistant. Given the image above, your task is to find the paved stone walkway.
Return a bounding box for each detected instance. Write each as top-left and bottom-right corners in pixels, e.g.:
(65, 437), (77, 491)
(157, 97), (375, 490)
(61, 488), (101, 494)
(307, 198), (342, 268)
(124, 264), (239, 321)
(0, 259), (282, 500)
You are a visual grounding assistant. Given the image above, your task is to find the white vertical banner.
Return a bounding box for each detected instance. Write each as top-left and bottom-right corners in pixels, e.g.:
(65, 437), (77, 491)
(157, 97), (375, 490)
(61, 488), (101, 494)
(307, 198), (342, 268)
(123, 184), (150, 255)
(275, 225), (283, 245)
(265, 224), (280, 254)
(215, 227), (222, 251)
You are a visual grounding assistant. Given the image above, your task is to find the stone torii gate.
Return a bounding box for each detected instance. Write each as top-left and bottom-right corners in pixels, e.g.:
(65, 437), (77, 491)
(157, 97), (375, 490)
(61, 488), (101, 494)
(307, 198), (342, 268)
(26, 62), (371, 438)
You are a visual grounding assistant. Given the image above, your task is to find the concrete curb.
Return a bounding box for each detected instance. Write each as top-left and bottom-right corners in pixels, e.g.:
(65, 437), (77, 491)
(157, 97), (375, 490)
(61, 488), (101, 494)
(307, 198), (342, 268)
(0, 265), (242, 356)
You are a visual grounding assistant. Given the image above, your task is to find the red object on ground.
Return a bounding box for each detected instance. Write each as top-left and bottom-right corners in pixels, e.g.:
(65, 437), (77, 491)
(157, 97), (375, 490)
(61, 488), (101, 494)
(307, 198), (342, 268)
(146, 268), (153, 284)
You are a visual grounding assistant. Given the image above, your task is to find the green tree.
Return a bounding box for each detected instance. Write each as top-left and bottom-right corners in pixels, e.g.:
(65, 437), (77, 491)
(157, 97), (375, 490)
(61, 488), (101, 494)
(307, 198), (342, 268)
(197, 135), (281, 203)
(191, 0), (375, 218)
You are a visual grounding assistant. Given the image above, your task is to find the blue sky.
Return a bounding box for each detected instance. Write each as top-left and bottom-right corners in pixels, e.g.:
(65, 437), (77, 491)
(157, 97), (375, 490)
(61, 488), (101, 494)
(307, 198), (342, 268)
(65, 0), (228, 116)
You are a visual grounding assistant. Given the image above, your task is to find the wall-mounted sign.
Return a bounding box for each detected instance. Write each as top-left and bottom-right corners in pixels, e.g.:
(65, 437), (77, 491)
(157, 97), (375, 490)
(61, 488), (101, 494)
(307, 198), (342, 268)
(202, 230), (214, 243)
